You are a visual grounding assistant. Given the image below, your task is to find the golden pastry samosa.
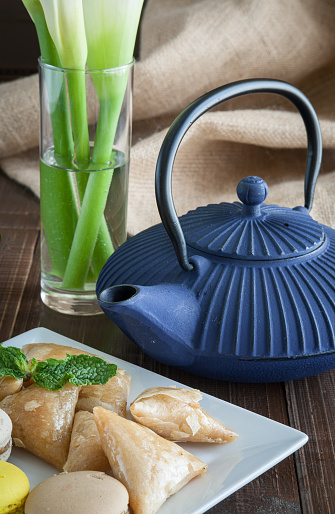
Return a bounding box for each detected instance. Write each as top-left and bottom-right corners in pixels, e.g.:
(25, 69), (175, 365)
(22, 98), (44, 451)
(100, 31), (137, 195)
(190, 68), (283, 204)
(63, 410), (110, 473)
(94, 406), (207, 514)
(0, 383), (79, 470)
(0, 376), (22, 401)
(130, 386), (238, 443)
(23, 342), (131, 416)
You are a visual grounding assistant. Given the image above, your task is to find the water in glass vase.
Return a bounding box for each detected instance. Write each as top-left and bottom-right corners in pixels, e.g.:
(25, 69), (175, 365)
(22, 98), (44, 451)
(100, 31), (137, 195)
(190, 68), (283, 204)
(40, 147), (129, 315)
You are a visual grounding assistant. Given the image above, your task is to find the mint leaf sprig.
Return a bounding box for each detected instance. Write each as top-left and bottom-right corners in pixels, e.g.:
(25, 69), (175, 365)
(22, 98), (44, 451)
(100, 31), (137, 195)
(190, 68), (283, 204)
(0, 344), (117, 391)
(0, 345), (29, 379)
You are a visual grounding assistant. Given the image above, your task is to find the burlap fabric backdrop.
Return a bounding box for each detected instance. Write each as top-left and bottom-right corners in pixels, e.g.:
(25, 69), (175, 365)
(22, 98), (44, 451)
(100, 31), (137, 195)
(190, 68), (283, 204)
(1, 0), (335, 236)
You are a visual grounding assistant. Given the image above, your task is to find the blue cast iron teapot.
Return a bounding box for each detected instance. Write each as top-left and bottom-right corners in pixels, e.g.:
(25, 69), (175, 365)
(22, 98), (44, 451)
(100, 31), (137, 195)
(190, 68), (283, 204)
(97, 78), (335, 383)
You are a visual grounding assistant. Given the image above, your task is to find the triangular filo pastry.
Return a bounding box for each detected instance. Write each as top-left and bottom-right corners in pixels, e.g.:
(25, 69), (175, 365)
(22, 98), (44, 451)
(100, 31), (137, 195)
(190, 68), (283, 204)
(0, 376), (22, 401)
(22, 342), (92, 361)
(94, 407), (207, 514)
(23, 342), (131, 417)
(76, 370), (131, 417)
(63, 411), (110, 473)
(130, 386), (238, 443)
(0, 383), (79, 470)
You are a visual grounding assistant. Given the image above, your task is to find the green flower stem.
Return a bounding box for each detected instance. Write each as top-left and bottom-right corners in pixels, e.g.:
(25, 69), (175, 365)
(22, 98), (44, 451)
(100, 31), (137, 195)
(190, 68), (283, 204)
(22, 0), (80, 277)
(23, 0), (143, 291)
(22, 0), (56, 67)
(65, 71), (90, 169)
(62, 82), (127, 289)
(75, 172), (114, 280)
(66, 70), (118, 281)
(92, 96), (121, 163)
(40, 160), (79, 277)
(41, 69), (80, 277)
(33, 0), (106, 281)
(91, 221), (115, 277)
(62, 168), (113, 288)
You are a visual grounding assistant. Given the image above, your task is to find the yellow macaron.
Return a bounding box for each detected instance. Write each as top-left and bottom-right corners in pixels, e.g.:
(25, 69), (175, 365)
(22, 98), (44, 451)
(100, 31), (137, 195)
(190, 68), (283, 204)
(0, 461), (30, 514)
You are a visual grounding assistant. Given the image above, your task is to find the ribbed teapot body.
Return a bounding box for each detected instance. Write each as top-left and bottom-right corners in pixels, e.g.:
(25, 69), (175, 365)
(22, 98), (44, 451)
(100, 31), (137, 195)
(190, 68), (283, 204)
(97, 212), (335, 381)
(97, 80), (331, 381)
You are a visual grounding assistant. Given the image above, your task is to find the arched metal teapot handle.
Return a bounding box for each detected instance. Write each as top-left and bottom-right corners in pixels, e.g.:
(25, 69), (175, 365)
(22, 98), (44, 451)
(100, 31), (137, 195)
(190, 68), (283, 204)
(155, 79), (323, 271)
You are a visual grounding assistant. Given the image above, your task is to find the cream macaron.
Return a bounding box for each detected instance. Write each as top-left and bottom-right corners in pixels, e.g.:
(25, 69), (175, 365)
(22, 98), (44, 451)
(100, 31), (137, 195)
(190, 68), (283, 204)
(24, 471), (129, 514)
(0, 408), (12, 462)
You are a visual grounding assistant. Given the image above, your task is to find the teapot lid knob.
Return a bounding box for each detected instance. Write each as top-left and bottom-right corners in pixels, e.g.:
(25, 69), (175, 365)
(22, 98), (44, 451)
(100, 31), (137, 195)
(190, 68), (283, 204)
(236, 176), (269, 216)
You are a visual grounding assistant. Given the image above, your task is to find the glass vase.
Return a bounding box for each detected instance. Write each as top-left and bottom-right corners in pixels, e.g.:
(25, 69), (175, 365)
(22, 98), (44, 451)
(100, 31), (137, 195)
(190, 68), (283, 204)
(39, 59), (133, 315)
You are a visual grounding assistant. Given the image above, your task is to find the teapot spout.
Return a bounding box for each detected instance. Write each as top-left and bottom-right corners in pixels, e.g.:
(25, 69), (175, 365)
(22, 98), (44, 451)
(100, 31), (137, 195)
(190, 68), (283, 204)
(98, 283), (199, 366)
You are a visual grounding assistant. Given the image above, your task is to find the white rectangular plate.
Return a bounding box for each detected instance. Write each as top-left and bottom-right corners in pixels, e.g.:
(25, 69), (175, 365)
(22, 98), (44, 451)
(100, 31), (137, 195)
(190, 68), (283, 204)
(5, 328), (307, 514)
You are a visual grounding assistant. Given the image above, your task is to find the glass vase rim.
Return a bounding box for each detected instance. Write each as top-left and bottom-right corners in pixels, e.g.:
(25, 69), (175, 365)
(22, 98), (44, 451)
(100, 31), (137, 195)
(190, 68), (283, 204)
(38, 56), (135, 74)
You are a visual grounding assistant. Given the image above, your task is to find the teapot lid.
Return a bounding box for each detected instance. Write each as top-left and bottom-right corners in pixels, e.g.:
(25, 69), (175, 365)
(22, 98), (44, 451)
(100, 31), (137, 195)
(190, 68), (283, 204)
(155, 79), (324, 271)
(181, 176), (325, 261)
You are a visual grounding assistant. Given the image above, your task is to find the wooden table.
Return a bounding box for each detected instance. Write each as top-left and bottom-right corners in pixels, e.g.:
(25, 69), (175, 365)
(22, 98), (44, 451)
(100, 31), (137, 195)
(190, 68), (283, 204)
(0, 169), (334, 513)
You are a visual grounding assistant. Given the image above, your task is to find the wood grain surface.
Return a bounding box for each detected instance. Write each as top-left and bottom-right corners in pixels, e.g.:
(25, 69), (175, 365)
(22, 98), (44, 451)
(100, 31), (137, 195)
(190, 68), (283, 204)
(0, 169), (334, 513)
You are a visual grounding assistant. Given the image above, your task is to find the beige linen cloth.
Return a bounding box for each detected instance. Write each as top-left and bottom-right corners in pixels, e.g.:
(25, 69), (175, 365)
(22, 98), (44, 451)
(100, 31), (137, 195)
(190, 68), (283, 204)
(1, 0), (335, 236)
